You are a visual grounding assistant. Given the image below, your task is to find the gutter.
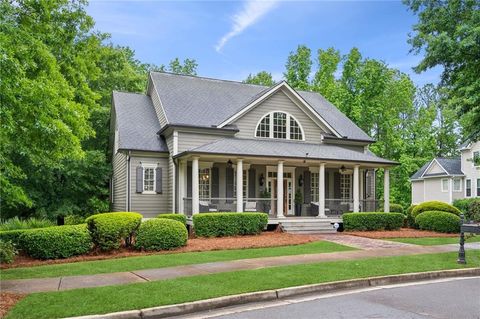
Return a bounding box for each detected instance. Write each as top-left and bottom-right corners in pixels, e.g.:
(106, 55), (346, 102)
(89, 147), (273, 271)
(157, 124), (239, 136)
(127, 150), (131, 212)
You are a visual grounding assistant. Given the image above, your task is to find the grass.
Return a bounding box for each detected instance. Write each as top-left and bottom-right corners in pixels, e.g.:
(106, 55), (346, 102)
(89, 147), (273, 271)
(0, 240), (353, 280)
(6, 250), (479, 319)
(388, 236), (480, 246)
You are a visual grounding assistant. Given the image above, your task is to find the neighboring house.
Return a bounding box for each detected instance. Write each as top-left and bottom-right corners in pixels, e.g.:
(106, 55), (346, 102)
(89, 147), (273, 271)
(110, 72), (396, 223)
(410, 139), (480, 204)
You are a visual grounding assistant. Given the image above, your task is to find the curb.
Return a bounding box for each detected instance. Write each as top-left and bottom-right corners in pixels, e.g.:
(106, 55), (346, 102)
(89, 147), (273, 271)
(65, 268), (480, 319)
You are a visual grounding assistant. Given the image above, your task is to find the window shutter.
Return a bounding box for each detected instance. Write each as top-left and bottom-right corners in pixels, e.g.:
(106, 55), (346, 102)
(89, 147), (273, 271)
(248, 168), (256, 198)
(334, 172), (341, 198)
(136, 166), (143, 193)
(155, 167), (162, 194)
(187, 165), (192, 197)
(211, 166), (219, 202)
(225, 166), (234, 203)
(303, 171), (311, 204)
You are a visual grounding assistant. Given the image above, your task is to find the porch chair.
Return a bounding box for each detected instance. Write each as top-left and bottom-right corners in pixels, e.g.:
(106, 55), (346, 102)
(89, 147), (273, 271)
(199, 201), (218, 213)
(244, 201), (258, 212)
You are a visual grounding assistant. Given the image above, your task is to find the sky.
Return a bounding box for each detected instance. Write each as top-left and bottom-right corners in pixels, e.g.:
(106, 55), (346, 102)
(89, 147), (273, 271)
(86, 0), (442, 87)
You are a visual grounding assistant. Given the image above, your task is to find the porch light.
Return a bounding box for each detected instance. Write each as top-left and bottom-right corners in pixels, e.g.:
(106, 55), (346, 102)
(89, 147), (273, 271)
(339, 165), (347, 174)
(227, 159), (233, 168)
(259, 174), (265, 186)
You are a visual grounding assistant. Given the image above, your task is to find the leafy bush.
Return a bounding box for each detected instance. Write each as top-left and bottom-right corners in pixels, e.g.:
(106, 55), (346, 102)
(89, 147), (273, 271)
(406, 204), (418, 228)
(156, 213), (187, 226)
(0, 240), (18, 264)
(389, 204), (405, 214)
(343, 212), (405, 231)
(86, 212), (142, 251)
(0, 217), (54, 231)
(64, 215), (85, 225)
(19, 224), (92, 259)
(135, 219), (187, 251)
(0, 229), (32, 246)
(411, 201), (461, 219)
(453, 198), (480, 222)
(193, 213), (268, 237)
(415, 211), (460, 233)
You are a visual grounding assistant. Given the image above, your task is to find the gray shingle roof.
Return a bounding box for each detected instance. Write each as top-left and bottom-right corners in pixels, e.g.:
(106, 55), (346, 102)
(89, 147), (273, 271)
(113, 91), (168, 152)
(410, 157), (463, 180)
(150, 72), (373, 142)
(177, 138), (397, 165)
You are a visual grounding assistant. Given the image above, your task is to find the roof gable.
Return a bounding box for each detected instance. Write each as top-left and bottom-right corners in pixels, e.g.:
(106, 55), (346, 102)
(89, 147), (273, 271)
(410, 157), (463, 180)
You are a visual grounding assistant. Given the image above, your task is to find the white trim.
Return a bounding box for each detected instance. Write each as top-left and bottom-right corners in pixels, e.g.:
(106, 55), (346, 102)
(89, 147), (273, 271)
(254, 111), (306, 141)
(466, 179), (472, 197)
(218, 82), (342, 138)
(453, 177), (462, 192)
(141, 163), (157, 195)
(421, 159), (448, 178)
(149, 73), (169, 124)
(199, 162), (214, 169)
(441, 178), (449, 192)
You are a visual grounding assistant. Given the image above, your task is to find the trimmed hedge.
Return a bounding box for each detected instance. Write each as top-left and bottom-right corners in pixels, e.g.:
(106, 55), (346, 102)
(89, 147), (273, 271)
(411, 201), (461, 219)
(453, 198), (480, 222)
(86, 212), (142, 251)
(406, 204), (418, 228)
(343, 212), (405, 231)
(415, 211), (460, 233)
(0, 229), (31, 246)
(389, 204), (405, 214)
(193, 213), (268, 237)
(65, 215), (86, 225)
(19, 224), (92, 259)
(156, 213), (187, 226)
(0, 240), (17, 264)
(135, 219), (187, 251)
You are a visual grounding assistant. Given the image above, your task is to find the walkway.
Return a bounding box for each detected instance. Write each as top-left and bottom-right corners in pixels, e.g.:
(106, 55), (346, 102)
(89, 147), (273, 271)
(2, 238), (475, 294)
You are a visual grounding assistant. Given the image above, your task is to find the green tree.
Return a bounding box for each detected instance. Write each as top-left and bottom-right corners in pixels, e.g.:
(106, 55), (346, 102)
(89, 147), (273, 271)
(404, 0), (480, 136)
(284, 45), (312, 90)
(244, 71), (275, 86)
(312, 47), (341, 101)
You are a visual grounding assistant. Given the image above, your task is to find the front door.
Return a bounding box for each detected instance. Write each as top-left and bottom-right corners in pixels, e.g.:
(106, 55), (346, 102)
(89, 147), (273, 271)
(270, 177), (293, 216)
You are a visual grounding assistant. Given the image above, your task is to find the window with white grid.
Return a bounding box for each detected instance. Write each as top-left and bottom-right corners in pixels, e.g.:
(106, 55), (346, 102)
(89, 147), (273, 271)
(255, 112), (304, 141)
(255, 115), (270, 138)
(340, 173), (351, 200)
(273, 112), (287, 139)
(199, 168), (210, 199)
(144, 168), (155, 192)
(311, 173), (319, 202)
(233, 170), (248, 199)
(290, 116), (303, 140)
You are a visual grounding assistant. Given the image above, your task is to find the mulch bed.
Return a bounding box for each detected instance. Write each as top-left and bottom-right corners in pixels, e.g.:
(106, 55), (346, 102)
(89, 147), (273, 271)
(0, 293), (25, 318)
(345, 228), (458, 239)
(1, 232), (317, 269)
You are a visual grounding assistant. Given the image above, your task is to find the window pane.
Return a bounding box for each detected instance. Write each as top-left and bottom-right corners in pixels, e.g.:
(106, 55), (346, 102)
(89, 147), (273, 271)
(477, 178), (480, 196)
(311, 173), (319, 202)
(256, 115), (270, 138)
(466, 179), (471, 197)
(144, 168), (155, 192)
(341, 174), (351, 200)
(453, 179), (461, 191)
(442, 179), (449, 191)
(199, 168), (210, 199)
(273, 112), (287, 139)
(289, 117), (303, 140)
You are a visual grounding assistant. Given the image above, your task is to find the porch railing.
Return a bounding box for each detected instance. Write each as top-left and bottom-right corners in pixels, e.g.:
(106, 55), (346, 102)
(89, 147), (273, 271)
(183, 198), (277, 217)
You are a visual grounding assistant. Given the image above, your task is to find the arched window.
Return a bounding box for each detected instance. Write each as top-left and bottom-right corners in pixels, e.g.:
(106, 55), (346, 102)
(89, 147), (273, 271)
(255, 112), (304, 140)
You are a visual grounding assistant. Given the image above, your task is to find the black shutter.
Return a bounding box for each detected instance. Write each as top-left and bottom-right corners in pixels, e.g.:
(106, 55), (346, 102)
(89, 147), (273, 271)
(136, 166), (143, 193)
(155, 167), (162, 194)
(334, 172), (341, 199)
(211, 166), (219, 203)
(225, 166), (234, 203)
(187, 165), (192, 197)
(248, 168), (256, 198)
(303, 171), (311, 204)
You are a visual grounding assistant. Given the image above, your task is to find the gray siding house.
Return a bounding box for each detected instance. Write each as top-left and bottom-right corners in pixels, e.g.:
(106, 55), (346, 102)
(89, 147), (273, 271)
(110, 72), (396, 224)
(410, 139), (480, 204)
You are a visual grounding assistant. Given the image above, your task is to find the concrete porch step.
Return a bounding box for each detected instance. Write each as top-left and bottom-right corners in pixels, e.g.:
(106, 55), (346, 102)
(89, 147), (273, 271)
(279, 219), (338, 234)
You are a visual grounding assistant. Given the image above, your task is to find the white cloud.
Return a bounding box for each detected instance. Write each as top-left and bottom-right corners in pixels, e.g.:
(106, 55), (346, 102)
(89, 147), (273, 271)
(215, 0), (278, 52)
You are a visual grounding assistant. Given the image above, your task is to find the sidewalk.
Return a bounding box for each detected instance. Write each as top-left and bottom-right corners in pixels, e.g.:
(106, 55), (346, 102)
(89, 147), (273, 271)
(2, 238), (475, 294)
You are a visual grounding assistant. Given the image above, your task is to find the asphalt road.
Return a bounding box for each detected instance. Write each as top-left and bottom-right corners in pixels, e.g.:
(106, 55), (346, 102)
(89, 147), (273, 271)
(178, 277), (480, 319)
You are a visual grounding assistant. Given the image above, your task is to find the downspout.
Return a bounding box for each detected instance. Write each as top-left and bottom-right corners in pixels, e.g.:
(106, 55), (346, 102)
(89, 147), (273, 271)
(127, 150), (131, 212)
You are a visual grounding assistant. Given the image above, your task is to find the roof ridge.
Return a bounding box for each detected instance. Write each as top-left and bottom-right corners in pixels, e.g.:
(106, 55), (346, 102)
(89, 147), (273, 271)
(113, 90), (147, 96)
(150, 71), (273, 88)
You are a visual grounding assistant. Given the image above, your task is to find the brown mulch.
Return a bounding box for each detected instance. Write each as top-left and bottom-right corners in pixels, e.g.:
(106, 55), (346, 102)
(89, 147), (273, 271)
(0, 293), (25, 318)
(1, 232), (317, 269)
(345, 228), (458, 239)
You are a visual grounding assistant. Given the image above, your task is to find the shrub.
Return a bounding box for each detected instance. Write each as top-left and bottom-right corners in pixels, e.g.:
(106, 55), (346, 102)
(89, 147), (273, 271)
(64, 215), (85, 225)
(343, 212), (404, 231)
(156, 213), (187, 226)
(19, 224), (92, 259)
(86, 212), (142, 251)
(411, 201), (461, 219)
(0, 240), (18, 264)
(415, 211), (460, 233)
(0, 229), (31, 246)
(0, 217), (54, 231)
(406, 204), (418, 228)
(193, 213), (268, 237)
(453, 198), (471, 213)
(135, 219), (187, 251)
(389, 204), (405, 214)
(467, 199), (480, 222)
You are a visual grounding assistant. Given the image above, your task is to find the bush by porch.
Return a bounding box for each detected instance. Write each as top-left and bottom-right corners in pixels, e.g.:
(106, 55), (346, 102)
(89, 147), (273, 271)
(343, 212), (404, 231)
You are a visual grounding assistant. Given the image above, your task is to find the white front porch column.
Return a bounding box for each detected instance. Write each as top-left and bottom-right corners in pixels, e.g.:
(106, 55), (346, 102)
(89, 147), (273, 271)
(319, 163), (326, 217)
(178, 160), (186, 214)
(384, 168), (390, 213)
(192, 157), (199, 215)
(353, 164), (360, 212)
(276, 160), (284, 218)
(448, 178), (453, 204)
(236, 159), (243, 212)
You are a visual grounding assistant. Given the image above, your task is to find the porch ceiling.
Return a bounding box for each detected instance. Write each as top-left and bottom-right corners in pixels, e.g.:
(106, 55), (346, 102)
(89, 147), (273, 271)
(174, 138), (398, 168)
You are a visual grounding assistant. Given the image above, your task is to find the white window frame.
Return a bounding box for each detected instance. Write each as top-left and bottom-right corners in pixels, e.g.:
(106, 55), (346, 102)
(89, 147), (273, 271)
(340, 173), (352, 201)
(142, 163), (157, 194)
(198, 167), (211, 200)
(233, 168), (249, 199)
(466, 179), (472, 197)
(441, 178), (449, 192)
(255, 111), (305, 141)
(311, 172), (319, 202)
(453, 178), (462, 192)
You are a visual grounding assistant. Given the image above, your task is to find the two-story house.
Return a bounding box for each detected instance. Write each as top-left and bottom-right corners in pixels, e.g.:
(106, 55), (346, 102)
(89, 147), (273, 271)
(410, 137), (480, 204)
(110, 72), (396, 229)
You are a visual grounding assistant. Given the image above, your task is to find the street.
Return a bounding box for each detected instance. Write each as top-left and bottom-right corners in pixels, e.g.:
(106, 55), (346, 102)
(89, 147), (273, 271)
(177, 277), (480, 319)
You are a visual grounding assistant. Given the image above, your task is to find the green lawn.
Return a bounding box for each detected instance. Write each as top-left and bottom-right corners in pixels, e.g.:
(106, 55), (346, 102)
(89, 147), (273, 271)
(6, 251), (479, 319)
(0, 240), (353, 280)
(388, 236), (480, 246)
